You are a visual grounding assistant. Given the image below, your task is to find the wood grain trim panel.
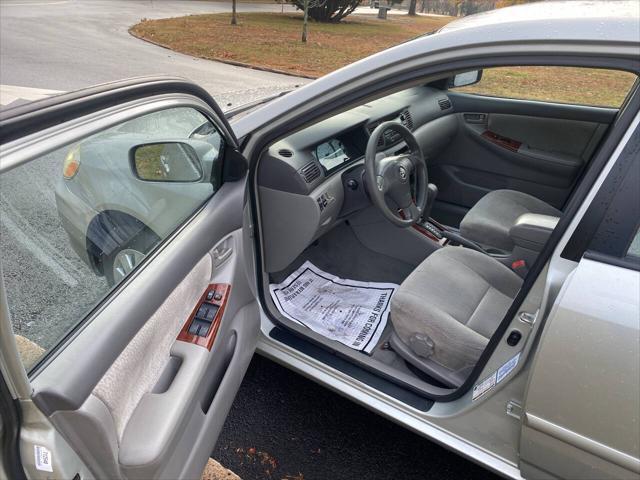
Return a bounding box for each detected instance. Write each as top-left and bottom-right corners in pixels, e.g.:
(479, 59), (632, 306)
(412, 223), (440, 242)
(177, 284), (231, 350)
(481, 130), (522, 153)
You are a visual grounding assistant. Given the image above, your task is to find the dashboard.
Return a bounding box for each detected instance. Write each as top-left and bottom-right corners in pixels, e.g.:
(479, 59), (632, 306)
(257, 85), (458, 272)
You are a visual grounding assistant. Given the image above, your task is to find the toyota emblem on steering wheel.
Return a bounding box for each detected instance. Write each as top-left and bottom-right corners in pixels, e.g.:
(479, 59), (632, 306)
(398, 165), (408, 182)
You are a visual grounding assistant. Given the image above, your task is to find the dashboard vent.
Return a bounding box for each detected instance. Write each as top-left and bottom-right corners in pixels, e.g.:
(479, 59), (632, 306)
(438, 98), (452, 111)
(399, 110), (414, 130)
(278, 149), (293, 158)
(300, 162), (321, 183)
(367, 124), (385, 148)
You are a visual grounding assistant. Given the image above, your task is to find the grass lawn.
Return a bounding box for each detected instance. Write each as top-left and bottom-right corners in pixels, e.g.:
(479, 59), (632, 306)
(130, 12), (453, 78)
(130, 12), (637, 106)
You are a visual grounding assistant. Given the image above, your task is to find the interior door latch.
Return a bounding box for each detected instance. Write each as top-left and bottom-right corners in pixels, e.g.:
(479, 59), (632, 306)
(518, 310), (538, 326)
(212, 239), (233, 267)
(463, 113), (487, 124)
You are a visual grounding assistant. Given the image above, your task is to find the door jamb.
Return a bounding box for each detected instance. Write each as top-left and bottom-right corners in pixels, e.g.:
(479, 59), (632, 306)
(246, 53), (640, 402)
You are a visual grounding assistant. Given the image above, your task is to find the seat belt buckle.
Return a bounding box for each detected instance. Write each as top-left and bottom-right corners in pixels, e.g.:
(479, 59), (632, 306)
(511, 259), (526, 270)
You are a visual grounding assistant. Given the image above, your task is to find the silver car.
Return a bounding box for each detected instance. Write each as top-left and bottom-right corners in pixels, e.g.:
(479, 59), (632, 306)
(1, 2), (638, 480)
(54, 111), (222, 284)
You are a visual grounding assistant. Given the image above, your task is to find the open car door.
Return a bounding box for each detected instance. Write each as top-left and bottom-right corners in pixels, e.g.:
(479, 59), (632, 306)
(0, 77), (259, 479)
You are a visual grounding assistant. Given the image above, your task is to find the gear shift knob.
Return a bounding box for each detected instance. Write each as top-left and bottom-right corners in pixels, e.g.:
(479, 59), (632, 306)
(423, 183), (438, 220)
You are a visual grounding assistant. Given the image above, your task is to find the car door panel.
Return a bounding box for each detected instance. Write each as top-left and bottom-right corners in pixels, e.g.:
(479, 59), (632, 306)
(519, 258), (640, 479)
(31, 185), (259, 479)
(1, 78), (259, 480)
(430, 93), (616, 226)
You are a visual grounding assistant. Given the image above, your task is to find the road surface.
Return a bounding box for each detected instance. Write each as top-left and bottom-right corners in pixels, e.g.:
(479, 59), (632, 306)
(0, 0), (308, 108)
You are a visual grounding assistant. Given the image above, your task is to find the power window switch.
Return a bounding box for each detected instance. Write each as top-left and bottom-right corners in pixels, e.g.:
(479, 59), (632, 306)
(189, 319), (211, 337)
(204, 305), (218, 321)
(188, 321), (201, 336)
(199, 322), (210, 337)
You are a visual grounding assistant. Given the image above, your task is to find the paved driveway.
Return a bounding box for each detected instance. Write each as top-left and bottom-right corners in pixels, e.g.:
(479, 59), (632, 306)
(0, 0), (308, 107)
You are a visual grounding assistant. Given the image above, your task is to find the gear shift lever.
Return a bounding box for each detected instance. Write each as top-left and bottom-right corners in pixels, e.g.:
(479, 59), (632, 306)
(423, 183), (438, 220)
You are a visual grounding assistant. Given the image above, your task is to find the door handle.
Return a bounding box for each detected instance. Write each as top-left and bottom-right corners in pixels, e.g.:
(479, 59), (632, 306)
(212, 246), (232, 266)
(463, 113), (487, 124)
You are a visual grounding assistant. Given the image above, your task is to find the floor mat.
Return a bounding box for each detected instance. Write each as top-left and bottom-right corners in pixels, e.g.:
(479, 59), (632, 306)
(269, 222), (414, 285)
(269, 261), (398, 354)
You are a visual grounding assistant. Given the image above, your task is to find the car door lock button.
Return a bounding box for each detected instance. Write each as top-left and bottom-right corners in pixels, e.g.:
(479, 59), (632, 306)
(507, 330), (522, 346)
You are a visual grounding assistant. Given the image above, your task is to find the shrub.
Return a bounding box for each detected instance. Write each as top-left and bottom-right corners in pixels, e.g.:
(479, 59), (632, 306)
(287, 0), (360, 23)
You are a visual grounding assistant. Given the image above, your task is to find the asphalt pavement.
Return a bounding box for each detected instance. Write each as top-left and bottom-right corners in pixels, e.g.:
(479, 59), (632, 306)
(214, 354), (499, 480)
(0, 0), (308, 107)
(2, 2), (497, 479)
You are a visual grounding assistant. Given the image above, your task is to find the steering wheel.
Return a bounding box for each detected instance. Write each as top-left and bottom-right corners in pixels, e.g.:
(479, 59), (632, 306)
(364, 121), (428, 227)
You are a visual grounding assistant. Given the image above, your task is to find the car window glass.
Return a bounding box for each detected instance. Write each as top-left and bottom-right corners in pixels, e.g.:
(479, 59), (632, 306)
(451, 66), (637, 108)
(1, 106), (223, 371)
(627, 225), (640, 259)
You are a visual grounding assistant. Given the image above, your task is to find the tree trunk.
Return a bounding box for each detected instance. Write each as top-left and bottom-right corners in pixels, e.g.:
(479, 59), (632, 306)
(408, 0), (417, 15)
(231, 0), (237, 25)
(301, 0), (309, 42)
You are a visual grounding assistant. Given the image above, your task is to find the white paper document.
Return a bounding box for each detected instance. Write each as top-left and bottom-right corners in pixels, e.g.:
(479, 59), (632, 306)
(269, 261), (398, 354)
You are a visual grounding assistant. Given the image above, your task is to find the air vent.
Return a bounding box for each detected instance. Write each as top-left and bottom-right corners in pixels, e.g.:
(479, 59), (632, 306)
(300, 162), (321, 183)
(367, 124), (385, 148)
(278, 149), (293, 158)
(438, 98), (452, 111)
(399, 110), (414, 130)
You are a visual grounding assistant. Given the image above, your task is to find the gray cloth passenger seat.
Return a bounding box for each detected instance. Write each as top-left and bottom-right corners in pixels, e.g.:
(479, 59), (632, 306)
(459, 189), (561, 252)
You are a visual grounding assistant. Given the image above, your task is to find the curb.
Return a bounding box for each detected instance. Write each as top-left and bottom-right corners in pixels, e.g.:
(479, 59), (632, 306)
(128, 28), (318, 80)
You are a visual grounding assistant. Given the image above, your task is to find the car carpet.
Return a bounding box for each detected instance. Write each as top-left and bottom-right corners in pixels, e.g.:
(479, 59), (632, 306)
(270, 222), (414, 285)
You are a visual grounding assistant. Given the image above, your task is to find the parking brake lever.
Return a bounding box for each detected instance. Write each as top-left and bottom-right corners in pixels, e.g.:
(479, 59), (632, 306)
(440, 230), (488, 255)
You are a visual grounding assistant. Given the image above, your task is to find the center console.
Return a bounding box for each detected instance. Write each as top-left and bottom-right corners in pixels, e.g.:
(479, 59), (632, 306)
(412, 212), (559, 277)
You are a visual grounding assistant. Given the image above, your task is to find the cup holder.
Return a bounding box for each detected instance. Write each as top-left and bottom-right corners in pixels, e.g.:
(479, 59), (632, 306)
(485, 247), (509, 257)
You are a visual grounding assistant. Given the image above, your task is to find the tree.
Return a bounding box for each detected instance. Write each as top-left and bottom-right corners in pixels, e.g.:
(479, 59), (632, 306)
(408, 0), (417, 15)
(231, 0), (238, 25)
(287, 0), (360, 23)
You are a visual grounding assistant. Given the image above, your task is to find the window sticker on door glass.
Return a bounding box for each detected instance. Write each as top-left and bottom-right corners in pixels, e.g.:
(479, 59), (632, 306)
(497, 352), (521, 384)
(472, 371), (496, 401)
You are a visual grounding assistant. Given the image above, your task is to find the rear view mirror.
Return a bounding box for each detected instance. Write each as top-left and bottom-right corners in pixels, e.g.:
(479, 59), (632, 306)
(450, 70), (483, 88)
(131, 142), (203, 182)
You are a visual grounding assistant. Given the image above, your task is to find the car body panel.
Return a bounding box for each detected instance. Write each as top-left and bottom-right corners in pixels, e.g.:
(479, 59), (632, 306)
(521, 258), (640, 479)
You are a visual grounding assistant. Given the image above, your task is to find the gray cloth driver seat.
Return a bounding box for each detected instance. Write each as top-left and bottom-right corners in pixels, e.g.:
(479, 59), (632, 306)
(390, 246), (522, 386)
(459, 189), (561, 252)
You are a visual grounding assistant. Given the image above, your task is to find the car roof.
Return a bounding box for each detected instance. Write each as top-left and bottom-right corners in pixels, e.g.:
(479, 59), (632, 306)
(438, 0), (639, 42)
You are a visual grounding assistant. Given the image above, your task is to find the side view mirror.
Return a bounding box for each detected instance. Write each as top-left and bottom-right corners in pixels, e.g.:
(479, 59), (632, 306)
(131, 142), (203, 182)
(449, 70), (483, 88)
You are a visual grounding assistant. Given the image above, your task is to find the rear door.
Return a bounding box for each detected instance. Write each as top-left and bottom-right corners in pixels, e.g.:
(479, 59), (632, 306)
(0, 77), (259, 479)
(519, 118), (640, 479)
(430, 66), (637, 226)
